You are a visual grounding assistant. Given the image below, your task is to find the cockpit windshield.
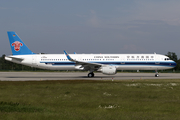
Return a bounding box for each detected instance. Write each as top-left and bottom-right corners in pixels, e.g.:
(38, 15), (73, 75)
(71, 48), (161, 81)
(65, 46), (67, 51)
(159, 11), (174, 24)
(164, 58), (171, 61)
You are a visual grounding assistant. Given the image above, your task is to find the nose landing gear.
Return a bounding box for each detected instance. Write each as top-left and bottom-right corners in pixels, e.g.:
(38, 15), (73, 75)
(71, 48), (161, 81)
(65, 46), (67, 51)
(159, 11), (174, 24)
(155, 70), (159, 77)
(155, 74), (159, 77)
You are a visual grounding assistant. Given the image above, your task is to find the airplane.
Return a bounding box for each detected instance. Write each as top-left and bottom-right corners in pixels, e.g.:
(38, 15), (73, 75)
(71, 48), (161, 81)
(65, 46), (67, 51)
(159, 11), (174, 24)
(5, 31), (176, 77)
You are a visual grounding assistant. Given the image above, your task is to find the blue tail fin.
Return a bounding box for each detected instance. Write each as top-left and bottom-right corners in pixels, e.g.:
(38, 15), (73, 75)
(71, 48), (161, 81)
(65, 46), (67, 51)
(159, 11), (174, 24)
(7, 31), (35, 55)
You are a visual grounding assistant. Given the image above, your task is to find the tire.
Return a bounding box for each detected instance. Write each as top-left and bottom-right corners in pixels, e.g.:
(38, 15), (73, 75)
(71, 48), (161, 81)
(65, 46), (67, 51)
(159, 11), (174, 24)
(155, 74), (159, 77)
(88, 73), (94, 77)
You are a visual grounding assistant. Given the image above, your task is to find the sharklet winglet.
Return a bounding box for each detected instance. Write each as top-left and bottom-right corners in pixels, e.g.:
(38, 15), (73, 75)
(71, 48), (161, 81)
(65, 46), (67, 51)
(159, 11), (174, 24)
(64, 50), (73, 61)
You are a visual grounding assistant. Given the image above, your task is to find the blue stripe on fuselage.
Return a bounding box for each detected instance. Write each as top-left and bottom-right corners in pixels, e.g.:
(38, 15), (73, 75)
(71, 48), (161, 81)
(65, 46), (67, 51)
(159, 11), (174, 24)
(40, 61), (176, 67)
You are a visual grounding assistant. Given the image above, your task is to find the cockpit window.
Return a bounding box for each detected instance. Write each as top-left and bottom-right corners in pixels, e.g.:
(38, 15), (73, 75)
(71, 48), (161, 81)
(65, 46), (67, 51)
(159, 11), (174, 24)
(164, 58), (171, 61)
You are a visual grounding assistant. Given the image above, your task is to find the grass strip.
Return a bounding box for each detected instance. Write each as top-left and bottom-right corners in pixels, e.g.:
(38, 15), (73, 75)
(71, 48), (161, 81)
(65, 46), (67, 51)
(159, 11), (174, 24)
(0, 79), (180, 120)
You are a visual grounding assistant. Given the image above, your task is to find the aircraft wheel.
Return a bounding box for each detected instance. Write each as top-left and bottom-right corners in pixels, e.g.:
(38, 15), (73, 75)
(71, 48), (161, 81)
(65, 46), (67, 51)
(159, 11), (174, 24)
(88, 73), (94, 77)
(155, 74), (159, 77)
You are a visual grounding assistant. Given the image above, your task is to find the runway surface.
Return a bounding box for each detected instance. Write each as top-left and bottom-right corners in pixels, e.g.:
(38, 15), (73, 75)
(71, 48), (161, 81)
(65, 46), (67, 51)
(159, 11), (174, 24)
(0, 72), (180, 81)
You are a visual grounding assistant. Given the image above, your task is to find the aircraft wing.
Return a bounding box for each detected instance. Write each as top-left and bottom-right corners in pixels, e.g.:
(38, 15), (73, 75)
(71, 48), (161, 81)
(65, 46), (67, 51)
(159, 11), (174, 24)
(64, 51), (102, 71)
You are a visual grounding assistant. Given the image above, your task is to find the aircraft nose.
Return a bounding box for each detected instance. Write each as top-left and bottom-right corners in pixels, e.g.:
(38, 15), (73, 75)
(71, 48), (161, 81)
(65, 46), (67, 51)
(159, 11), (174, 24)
(172, 61), (177, 67)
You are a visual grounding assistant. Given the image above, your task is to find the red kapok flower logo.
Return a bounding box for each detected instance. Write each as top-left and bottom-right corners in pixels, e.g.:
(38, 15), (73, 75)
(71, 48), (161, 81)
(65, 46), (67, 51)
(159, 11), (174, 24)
(11, 41), (23, 51)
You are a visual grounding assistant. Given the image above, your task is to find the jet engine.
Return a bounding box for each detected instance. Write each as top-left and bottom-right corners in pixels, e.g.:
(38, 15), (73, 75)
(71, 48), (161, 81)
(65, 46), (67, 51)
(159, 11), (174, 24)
(101, 66), (117, 75)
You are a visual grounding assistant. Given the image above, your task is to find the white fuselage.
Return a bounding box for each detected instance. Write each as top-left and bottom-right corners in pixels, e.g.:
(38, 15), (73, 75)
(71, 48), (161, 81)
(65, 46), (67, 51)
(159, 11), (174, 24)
(5, 53), (176, 71)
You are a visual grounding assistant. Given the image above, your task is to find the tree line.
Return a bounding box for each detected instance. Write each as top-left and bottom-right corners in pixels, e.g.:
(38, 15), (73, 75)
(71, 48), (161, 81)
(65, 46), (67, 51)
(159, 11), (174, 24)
(0, 52), (180, 71)
(166, 52), (180, 71)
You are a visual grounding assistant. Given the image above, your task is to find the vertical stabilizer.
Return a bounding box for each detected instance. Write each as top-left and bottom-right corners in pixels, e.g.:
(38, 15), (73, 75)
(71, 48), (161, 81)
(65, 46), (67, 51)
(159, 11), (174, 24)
(7, 31), (35, 55)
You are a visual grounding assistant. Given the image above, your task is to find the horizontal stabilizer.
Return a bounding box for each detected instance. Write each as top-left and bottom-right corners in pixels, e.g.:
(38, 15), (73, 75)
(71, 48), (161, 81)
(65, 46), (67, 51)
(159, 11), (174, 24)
(5, 56), (24, 62)
(7, 56), (24, 60)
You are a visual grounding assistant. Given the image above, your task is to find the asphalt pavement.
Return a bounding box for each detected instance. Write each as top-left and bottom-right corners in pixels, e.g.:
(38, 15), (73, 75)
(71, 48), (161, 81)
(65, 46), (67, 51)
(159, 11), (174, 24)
(0, 72), (180, 81)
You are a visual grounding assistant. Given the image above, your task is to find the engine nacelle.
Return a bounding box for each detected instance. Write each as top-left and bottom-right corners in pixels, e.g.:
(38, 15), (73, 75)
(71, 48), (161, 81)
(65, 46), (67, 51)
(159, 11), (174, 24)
(75, 65), (84, 70)
(101, 66), (117, 75)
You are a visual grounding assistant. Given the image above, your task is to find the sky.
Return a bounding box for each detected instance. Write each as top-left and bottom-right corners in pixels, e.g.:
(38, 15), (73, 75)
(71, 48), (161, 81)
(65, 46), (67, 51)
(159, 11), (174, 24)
(1, 0), (180, 58)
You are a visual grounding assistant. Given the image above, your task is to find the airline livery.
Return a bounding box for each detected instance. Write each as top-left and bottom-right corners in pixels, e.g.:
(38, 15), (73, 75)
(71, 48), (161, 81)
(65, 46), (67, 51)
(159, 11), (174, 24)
(5, 31), (176, 77)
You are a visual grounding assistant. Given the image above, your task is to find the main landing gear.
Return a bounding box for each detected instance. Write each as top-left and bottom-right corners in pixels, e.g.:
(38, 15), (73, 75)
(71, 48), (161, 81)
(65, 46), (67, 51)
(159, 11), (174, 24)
(88, 72), (94, 77)
(155, 70), (159, 77)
